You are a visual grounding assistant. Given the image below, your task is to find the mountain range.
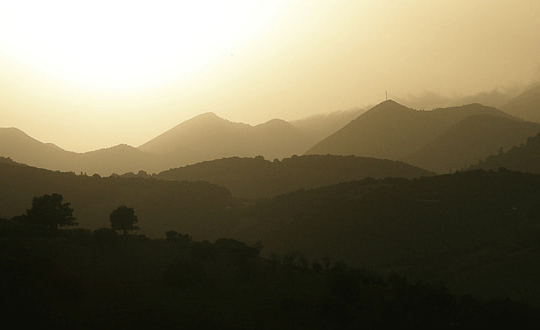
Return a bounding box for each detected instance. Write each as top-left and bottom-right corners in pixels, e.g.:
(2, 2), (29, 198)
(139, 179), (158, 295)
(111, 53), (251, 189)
(2, 87), (540, 176)
(306, 100), (540, 173)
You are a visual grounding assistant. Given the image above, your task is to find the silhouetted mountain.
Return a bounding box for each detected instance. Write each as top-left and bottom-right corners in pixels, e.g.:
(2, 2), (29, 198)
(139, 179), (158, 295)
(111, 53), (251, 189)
(0, 127), (76, 169)
(155, 154), (433, 198)
(0, 160), (232, 238)
(76, 144), (163, 175)
(401, 115), (540, 173)
(305, 100), (517, 159)
(0, 127), (165, 175)
(138, 112), (311, 166)
(503, 83), (540, 123)
(469, 131), (540, 173)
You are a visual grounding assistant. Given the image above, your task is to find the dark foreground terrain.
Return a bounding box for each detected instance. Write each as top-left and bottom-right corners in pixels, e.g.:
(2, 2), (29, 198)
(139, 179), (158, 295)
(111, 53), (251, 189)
(1, 224), (539, 329)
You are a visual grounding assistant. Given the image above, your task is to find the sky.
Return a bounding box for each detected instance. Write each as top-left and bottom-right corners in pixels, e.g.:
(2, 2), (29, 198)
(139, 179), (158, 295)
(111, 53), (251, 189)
(1, 0), (540, 152)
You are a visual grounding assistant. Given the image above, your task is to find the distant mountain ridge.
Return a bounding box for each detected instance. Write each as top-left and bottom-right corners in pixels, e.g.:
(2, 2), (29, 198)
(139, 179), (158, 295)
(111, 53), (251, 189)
(138, 112), (312, 166)
(502, 83), (540, 123)
(306, 100), (539, 173)
(0, 127), (163, 175)
(402, 114), (540, 172)
(155, 154), (433, 198)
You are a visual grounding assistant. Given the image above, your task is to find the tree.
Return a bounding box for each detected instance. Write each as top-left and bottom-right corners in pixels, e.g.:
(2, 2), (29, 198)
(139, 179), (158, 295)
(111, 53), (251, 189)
(24, 193), (77, 231)
(109, 205), (139, 235)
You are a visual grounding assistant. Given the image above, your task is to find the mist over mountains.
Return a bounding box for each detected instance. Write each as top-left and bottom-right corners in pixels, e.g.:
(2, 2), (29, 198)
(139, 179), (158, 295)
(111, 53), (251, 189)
(4, 87), (540, 327)
(1, 85), (540, 177)
(306, 100), (540, 173)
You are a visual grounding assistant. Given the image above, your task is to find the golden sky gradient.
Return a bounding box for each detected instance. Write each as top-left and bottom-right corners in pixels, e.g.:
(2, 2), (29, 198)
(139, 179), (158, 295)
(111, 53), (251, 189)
(1, 0), (539, 152)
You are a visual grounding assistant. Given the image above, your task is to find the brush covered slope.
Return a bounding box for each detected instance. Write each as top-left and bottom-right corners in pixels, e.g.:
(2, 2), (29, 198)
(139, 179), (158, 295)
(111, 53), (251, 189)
(224, 168), (540, 306)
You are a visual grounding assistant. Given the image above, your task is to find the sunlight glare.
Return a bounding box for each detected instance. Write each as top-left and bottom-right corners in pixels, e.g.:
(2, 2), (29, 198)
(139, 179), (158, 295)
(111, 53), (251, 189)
(0, 0), (283, 88)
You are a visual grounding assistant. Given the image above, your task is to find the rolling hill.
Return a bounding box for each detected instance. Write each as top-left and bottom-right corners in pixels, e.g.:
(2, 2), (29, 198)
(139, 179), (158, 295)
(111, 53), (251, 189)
(155, 154), (434, 199)
(0, 159), (232, 239)
(225, 169), (540, 306)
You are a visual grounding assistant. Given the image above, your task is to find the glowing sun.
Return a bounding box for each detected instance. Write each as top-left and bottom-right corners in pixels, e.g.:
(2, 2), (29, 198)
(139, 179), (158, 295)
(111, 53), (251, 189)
(0, 1), (283, 88)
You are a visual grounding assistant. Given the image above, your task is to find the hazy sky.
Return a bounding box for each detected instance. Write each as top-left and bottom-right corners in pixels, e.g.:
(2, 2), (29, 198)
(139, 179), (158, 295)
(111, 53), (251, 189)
(1, 0), (539, 152)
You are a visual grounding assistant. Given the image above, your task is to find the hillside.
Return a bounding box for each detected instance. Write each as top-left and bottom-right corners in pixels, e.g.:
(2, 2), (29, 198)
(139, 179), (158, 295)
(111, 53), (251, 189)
(0, 127), (163, 175)
(305, 100), (517, 159)
(290, 107), (367, 145)
(138, 112), (312, 166)
(0, 160), (232, 239)
(502, 83), (540, 123)
(401, 115), (540, 173)
(155, 154), (434, 199)
(224, 169), (540, 306)
(469, 131), (540, 173)
(2, 228), (537, 328)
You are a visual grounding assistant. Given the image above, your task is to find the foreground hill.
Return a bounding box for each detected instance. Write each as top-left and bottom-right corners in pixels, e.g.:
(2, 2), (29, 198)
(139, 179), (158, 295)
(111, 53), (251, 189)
(224, 169), (540, 306)
(502, 83), (540, 123)
(154, 154), (433, 199)
(305, 100), (514, 160)
(469, 131), (540, 173)
(401, 114), (540, 172)
(138, 112), (312, 166)
(0, 159), (232, 238)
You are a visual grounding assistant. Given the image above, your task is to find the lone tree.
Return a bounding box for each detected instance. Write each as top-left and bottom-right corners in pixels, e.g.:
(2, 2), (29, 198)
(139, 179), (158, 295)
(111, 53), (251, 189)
(109, 205), (139, 236)
(24, 193), (76, 231)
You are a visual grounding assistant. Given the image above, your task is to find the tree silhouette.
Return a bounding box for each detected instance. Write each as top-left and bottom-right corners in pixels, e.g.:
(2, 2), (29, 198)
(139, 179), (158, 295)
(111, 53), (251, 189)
(109, 205), (139, 235)
(24, 193), (76, 231)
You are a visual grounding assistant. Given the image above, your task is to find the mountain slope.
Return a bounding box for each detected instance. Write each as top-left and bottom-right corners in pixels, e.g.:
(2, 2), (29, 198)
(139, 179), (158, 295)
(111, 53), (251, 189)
(0, 127), (162, 175)
(290, 107), (367, 145)
(227, 169), (540, 306)
(138, 112), (311, 166)
(502, 83), (540, 123)
(305, 100), (516, 159)
(155, 154), (434, 199)
(469, 131), (540, 173)
(0, 127), (76, 170)
(401, 115), (540, 173)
